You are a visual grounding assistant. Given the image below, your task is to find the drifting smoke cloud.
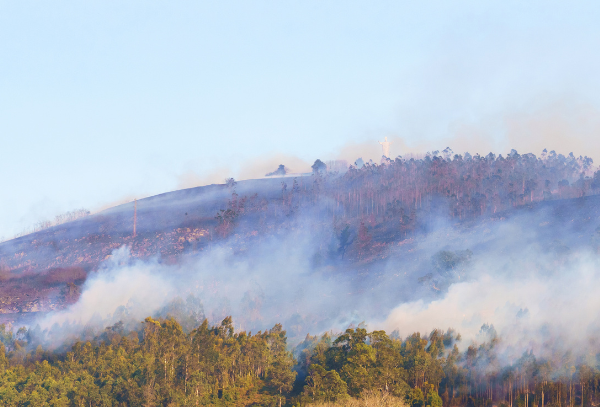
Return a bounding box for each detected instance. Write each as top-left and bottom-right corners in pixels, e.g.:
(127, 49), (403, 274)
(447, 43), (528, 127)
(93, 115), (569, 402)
(381, 210), (600, 364)
(33, 192), (600, 367)
(383, 253), (600, 360)
(337, 97), (600, 165)
(36, 223), (362, 345)
(38, 247), (178, 330)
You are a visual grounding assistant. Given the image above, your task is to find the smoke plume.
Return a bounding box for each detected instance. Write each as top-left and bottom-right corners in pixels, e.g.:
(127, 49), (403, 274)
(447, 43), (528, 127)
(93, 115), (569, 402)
(29, 190), (600, 370)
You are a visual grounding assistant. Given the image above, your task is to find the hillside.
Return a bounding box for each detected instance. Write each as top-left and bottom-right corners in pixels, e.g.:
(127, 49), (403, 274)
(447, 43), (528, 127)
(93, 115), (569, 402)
(1, 150), (600, 327)
(0, 178), (282, 320)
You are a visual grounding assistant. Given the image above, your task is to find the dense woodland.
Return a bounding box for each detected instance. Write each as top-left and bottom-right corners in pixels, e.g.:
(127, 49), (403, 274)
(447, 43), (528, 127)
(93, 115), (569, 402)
(2, 314), (600, 407)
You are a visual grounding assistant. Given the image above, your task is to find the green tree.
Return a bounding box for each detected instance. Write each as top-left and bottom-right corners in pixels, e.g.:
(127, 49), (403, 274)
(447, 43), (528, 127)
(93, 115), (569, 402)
(427, 389), (443, 407)
(0, 342), (6, 373)
(267, 324), (297, 407)
(408, 387), (425, 407)
(340, 341), (376, 396)
(303, 364), (349, 403)
(370, 330), (409, 397)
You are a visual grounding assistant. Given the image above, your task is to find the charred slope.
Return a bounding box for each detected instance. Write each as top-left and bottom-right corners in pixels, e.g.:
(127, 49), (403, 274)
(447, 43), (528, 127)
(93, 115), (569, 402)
(1, 152), (600, 322)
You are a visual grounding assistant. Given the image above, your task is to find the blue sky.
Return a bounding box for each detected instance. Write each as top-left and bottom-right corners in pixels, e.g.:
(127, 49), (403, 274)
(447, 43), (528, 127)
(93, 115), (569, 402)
(2, 1), (600, 239)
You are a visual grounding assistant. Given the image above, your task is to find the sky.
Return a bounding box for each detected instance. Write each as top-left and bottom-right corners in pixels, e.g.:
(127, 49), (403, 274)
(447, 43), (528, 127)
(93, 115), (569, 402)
(2, 1), (600, 240)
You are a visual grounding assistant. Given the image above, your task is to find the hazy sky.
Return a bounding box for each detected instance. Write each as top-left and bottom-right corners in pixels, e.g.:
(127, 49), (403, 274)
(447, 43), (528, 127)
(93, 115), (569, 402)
(2, 1), (600, 239)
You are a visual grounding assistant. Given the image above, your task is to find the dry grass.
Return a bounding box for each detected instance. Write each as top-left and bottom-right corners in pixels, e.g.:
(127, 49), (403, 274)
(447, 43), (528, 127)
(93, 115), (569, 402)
(0, 262), (10, 281)
(305, 391), (407, 407)
(42, 267), (87, 285)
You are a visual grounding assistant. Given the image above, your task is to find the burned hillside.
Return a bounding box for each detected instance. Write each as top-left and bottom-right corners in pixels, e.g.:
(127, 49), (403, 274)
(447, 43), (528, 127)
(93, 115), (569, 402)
(1, 149), (599, 324)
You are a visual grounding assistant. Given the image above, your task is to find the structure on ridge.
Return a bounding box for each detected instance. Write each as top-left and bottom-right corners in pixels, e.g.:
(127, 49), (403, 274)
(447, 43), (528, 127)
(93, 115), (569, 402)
(379, 137), (392, 158)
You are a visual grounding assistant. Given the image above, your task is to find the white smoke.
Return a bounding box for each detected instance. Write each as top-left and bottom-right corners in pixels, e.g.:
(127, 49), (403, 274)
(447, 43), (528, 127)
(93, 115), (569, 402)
(33, 201), (600, 365)
(383, 255), (600, 350)
(381, 215), (600, 362)
(38, 247), (177, 330)
(35, 227), (361, 344)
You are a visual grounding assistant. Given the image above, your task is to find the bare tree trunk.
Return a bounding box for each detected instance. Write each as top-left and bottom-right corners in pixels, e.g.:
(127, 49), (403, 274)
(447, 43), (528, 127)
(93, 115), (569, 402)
(542, 389), (544, 407)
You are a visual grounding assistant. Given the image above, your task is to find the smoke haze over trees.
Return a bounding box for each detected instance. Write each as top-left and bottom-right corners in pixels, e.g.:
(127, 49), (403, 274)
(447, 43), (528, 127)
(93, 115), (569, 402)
(2, 149), (600, 405)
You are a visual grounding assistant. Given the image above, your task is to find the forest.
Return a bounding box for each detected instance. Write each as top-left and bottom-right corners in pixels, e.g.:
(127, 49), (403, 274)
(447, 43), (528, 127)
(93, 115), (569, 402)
(2, 314), (600, 407)
(216, 149), (599, 243)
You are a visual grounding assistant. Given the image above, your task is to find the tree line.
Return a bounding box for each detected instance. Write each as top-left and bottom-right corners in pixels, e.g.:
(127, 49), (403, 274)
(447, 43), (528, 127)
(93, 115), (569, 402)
(214, 149), (600, 260)
(3, 316), (600, 407)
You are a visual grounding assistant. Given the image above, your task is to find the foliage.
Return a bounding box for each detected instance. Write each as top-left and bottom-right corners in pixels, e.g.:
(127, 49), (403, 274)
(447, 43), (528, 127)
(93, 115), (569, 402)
(0, 317), (297, 406)
(4, 318), (600, 407)
(295, 327), (442, 405)
(267, 165), (288, 177)
(312, 160), (327, 174)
